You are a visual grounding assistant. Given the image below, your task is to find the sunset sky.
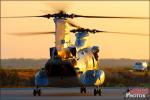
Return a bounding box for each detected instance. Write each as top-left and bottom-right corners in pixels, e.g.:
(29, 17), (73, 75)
(1, 1), (149, 59)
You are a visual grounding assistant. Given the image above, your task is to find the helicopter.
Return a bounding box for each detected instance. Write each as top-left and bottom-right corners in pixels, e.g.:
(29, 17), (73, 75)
(2, 8), (149, 96)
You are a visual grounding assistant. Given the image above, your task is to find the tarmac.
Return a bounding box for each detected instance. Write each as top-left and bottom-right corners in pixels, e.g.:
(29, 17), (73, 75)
(0, 87), (148, 100)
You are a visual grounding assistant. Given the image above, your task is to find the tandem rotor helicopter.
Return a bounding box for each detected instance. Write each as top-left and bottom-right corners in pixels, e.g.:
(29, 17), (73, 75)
(1, 3), (149, 96)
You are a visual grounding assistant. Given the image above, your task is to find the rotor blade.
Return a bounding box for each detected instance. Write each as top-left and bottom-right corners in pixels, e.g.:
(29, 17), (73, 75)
(1, 14), (52, 19)
(99, 31), (149, 36)
(67, 20), (82, 28)
(1, 16), (39, 18)
(7, 32), (55, 36)
(74, 15), (149, 19)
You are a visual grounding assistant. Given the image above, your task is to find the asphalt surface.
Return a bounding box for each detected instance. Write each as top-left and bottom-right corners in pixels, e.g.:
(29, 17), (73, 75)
(0, 87), (147, 100)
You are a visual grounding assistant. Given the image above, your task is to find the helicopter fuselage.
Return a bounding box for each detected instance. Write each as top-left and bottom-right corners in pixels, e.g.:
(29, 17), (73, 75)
(34, 18), (105, 87)
(35, 46), (105, 87)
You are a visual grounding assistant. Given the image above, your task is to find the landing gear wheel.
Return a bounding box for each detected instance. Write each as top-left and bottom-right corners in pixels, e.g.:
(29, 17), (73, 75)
(94, 87), (102, 96)
(80, 86), (86, 94)
(33, 86), (41, 96)
(94, 89), (97, 96)
(37, 89), (41, 96)
(98, 88), (102, 96)
(33, 89), (36, 96)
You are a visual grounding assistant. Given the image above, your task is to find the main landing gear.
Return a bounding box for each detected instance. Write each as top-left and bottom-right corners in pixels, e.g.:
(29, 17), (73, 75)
(80, 86), (86, 94)
(80, 86), (102, 96)
(94, 86), (102, 96)
(33, 86), (41, 96)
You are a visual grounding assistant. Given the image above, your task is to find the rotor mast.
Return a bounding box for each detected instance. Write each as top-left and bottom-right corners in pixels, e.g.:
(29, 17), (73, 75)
(54, 18), (71, 51)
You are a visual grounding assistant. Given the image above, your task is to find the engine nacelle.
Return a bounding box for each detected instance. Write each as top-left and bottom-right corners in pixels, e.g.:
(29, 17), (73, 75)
(80, 70), (105, 86)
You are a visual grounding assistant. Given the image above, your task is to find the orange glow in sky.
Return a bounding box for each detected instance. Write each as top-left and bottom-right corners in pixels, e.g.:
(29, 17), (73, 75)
(1, 1), (149, 59)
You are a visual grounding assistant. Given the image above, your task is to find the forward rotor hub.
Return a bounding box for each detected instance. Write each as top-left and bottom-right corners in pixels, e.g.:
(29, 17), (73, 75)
(52, 11), (75, 19)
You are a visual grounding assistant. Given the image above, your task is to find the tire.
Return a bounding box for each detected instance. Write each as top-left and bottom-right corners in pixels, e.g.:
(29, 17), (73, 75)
(80, 87), (86, 94)
(38, 89), (41, 96)
(80, 87), (83, 94)
(33, 89), (36, 96)
(98, 89), (102, 96)
(94, 89), (97, 96)
(84, 88), (86, 93)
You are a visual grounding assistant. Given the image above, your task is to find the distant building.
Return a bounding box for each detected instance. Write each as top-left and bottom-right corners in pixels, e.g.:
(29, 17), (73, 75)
(134, 62), (148, 71)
